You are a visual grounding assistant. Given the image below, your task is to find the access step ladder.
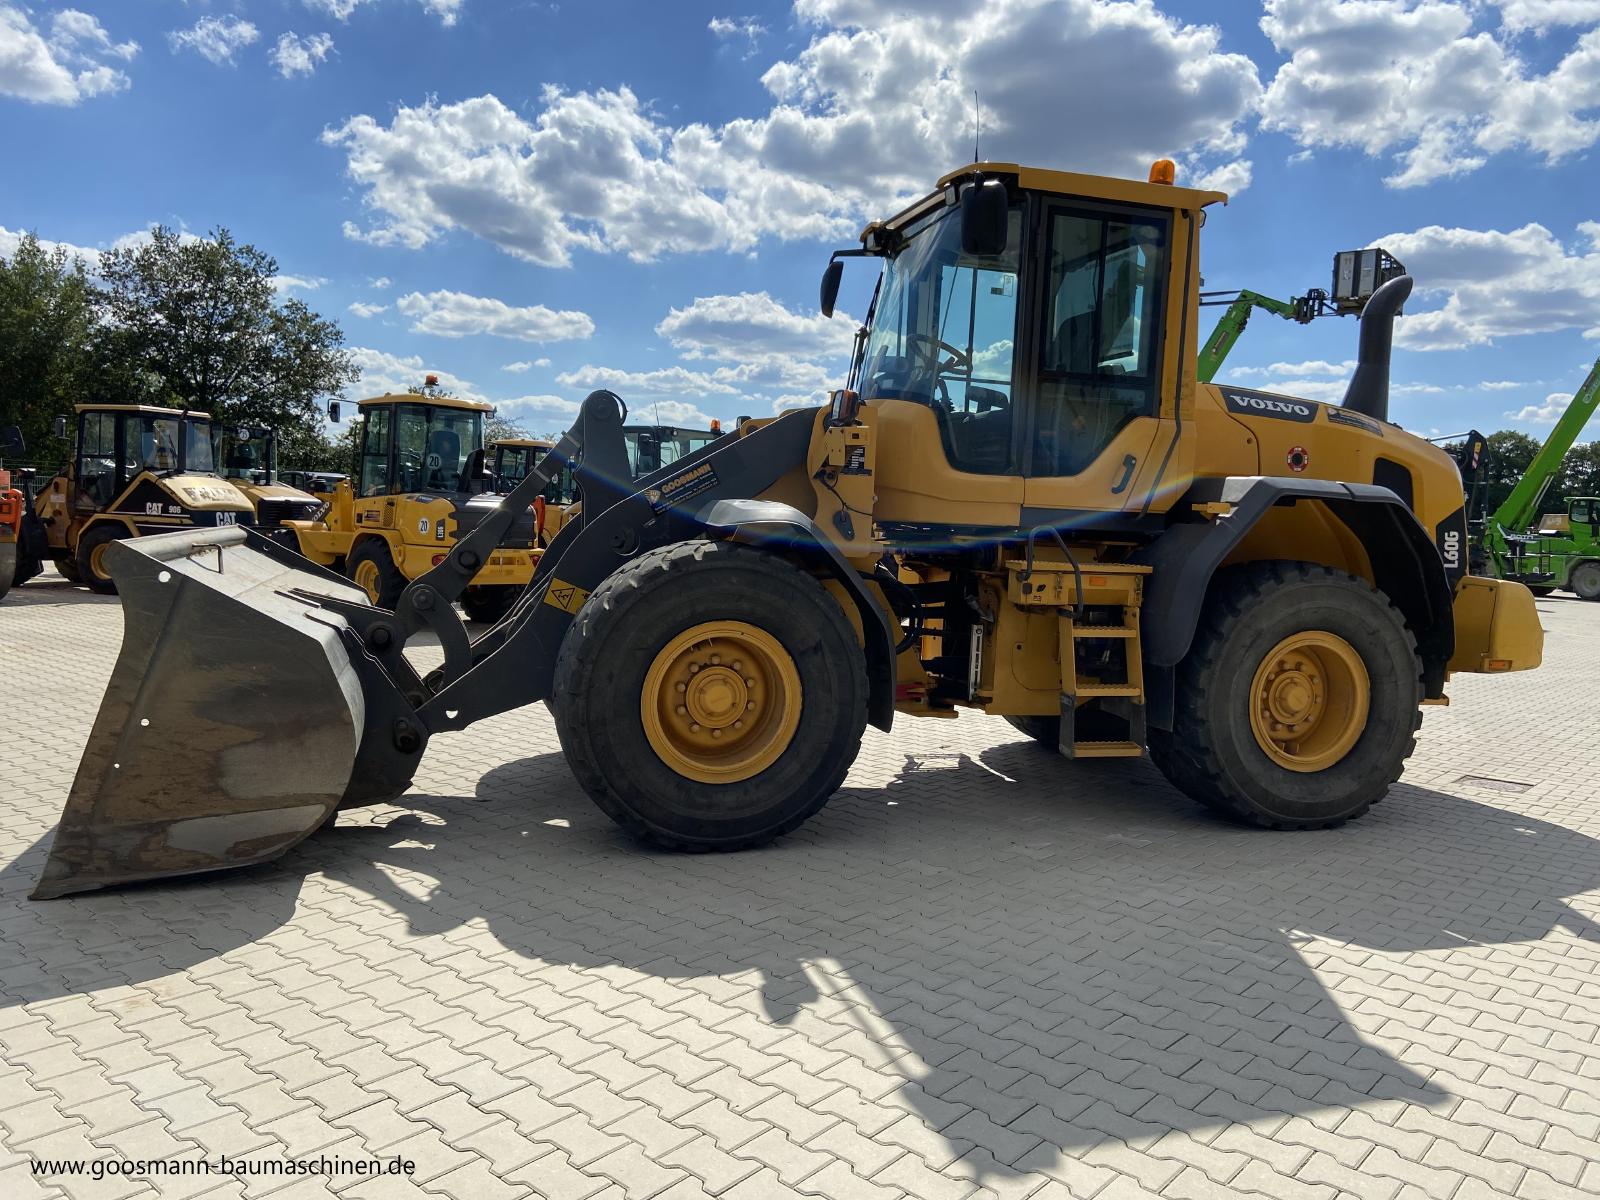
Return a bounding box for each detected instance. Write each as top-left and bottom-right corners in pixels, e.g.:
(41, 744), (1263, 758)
(1005, 560), (1152, 759)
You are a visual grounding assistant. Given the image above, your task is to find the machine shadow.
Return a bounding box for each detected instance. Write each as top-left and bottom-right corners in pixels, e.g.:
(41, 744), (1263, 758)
(3, 739), (1595, 1180)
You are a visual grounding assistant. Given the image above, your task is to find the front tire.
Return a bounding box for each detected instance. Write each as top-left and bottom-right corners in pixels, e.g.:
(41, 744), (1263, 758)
(77, 524), (126, 594)
(552, 540), (868, 850)
(1150, 562), (1422, 829)
(1571, 561), (1600, 601)
(346, 539), (407, 609)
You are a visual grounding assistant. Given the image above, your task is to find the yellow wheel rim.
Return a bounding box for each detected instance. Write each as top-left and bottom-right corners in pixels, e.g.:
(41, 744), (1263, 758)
(641, 621), (803, 784)
(353, 559), (381, 604)
(90, 541), (113, 581)
(1248, 630), (1370, 773)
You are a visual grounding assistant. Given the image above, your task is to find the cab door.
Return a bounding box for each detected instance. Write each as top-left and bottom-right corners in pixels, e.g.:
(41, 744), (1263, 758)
(1020, 199), (1183, 524)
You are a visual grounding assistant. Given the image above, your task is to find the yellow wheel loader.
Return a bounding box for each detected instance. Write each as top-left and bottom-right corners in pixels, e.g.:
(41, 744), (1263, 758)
(17, 404), (252, 594)
(32, 160), (1544, 899)
(276, 391), (539, 624)
(215, 424), (328, 531)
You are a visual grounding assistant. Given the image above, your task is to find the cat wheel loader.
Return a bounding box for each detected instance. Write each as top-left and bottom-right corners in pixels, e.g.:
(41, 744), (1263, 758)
(215, 424), (328, 531)
(31, 160), (1544, 899)
(16, 404), (253, 594)
(276, 390), (539, 624)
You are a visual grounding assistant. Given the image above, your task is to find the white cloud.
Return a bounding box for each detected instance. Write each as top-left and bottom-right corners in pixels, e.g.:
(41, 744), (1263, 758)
(168, 16), (259, 66)
(657, 291), (855, 361)
(325, 1), (1260, 266)
(270, 274), (327, 294)
(0, 223), (196, 268)
(348, 301), (388, 318)
(709, 16), (767, 39)
(1259, 0), (1600, 188)
(557, 364), (741, 397)
(1495, 1), (1600, 30)
(1377, 221), (1600, 349)
(1508, 392), (1576, 423)
(347, 347), (484, 402)
(0, 6), (137, 104)
(396, 289), (594, 343)
(1480, 379), (1530, 390)
(502, 359), (550, 372)
(1230, 358), (1356, 379)
(305, 0), (464, 28)
(370, 275), (391, 289)
(272, 32), (334, 78)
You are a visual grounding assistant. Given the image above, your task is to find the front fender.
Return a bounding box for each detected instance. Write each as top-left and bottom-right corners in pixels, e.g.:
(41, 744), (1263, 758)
(699, 498), (897, 732)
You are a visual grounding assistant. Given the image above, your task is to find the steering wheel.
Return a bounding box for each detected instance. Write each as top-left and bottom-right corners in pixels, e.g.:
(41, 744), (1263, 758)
(906, 332), (971, 374)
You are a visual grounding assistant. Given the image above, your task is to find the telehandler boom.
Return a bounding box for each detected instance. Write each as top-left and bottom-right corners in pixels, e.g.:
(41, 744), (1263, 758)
(32, 161), (1543, 899)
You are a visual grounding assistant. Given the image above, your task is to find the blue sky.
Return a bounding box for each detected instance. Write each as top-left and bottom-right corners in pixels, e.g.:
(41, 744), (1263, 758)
(3, 0), (1599, 441)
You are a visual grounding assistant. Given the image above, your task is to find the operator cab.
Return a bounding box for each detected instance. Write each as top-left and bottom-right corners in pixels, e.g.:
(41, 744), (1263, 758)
(216, 424), (278, 486)
(73, 404), (219, 510)
(822, 161), (1224, 528)
(624, 425), (724, 477)
(491, 438), (573, 503)
(354, 392), (489, 498)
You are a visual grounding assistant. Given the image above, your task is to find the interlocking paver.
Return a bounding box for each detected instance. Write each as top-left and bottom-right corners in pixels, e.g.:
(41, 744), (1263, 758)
(6, 576), (1600, 1200)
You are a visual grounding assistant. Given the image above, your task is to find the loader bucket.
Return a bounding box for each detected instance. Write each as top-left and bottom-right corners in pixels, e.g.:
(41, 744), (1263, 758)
(32, 528), (377, 899)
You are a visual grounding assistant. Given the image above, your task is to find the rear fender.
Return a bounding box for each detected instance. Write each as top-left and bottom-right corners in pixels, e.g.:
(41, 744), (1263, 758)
(1135, 477), (1455, 726)
(699, 498), (896, 732)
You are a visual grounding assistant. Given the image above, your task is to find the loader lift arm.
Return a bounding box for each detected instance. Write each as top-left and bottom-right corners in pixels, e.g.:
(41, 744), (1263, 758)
(1196, 290), (1316, 383)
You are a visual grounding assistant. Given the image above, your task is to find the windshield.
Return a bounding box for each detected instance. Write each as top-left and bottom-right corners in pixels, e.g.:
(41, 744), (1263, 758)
(625, 429), (717, 477)
(857, 205), (1023, 413)
(393, 405), (483, 493)
(185, 419), (216, 473)
(129, 416), (182, 474)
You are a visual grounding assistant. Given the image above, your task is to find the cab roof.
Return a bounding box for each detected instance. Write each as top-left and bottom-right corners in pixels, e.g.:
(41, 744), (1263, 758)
(862, 161), (1229, 245)
(73, 403), (207, 418)
(357, 392), (493, 413)
(493, 438), (553, 449)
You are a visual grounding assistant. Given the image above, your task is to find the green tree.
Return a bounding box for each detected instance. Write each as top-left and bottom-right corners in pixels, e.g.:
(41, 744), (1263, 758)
(486, 413), (530, 444)
(0, 232), (97, 465)
(1480, 430), (1542, 516)
(96, 226), (359, 430)
(1559, 441), (1600, 503)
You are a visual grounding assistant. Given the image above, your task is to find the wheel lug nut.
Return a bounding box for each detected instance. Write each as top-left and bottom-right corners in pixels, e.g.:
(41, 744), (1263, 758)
(733, 720), (743, 730)
(689, 664), (700, 674)
(710, 655), (721, 665)
(745, 677), (756, 686)
(746, 701), (755, 711)
(731, 661), (742, 671)
(675, 682), (686, 693)
(690, 723), (701, 733)
(676, 705), (687, 716)
(711, 729), (722, 739)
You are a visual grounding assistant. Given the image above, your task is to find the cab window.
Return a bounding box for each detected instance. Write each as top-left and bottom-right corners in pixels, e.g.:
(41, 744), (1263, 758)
(359, 408), (391, 496)
(129, 416), (182, 475)
(394, 406), (480, 493)
(77, 411), (118, 506)
(858, 204), (1024, 475)
(1573, 499), (1597, 526)
(1033, 207), (1168, 476)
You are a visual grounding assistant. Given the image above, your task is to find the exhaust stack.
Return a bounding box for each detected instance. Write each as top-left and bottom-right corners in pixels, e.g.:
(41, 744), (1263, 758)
(1341, 274), (1413, 423)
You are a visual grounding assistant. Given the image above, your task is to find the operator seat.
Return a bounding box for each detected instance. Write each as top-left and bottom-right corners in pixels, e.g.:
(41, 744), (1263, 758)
(426, 429), (462, 492)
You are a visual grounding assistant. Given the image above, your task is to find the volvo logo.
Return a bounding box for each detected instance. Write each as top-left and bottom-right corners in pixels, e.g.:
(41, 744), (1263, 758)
(1219, 388), (1318, 423)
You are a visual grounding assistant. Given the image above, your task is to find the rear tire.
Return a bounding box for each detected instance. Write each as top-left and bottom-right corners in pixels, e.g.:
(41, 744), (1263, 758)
(552, 540), (868, 850)
(77, 524), (126, 594)
(461, 585), (520, 624)
(1005, 715), (1059, 746)
(1571, 561), (1600, 601)
(55, 556), (81, 584)
(1150, 562), (1422, 829)
(346, 539), (407, 609)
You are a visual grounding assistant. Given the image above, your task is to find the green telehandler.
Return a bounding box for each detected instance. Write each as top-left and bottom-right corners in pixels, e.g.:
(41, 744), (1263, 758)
(1474, 357), (1600, 598)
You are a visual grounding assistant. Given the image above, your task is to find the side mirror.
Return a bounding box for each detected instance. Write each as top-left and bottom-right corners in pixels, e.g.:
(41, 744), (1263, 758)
(961, 181), (1009, 257)
(327, 401), (342, 423)
(53, 415), (68, 440)
(820, 259), (844, 318)
(1, 425), (22, 456)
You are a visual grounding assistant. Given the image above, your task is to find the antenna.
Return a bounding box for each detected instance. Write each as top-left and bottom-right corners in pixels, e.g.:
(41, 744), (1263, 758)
(973, 90), (980, 162)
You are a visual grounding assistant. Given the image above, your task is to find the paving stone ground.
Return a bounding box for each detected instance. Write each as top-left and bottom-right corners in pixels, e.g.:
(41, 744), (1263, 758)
(3, 564), (1600, 1199)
